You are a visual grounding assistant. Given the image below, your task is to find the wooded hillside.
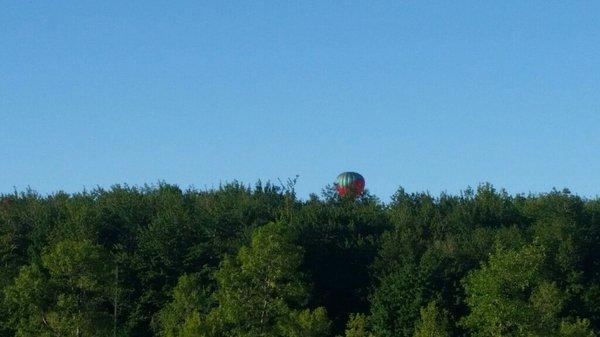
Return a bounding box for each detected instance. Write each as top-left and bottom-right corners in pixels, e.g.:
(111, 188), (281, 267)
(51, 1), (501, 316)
(1, 182), (598, 336)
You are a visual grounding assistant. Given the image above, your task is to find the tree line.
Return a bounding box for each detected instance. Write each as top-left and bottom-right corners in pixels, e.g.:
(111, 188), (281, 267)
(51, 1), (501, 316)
(0, 182), (598, 337)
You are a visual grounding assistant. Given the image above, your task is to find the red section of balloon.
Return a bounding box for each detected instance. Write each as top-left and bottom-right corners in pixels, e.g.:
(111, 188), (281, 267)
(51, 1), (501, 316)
(336, 179), (365, 197)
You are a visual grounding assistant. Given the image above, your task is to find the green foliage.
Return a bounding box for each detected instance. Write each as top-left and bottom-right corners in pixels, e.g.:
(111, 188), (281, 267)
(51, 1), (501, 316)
(290, 193), (388, 332)
(412, 300), (450, 337)
(279, 307), (331, 337)
(200, 221), (331, 337)
(560, 319), (596, 337)
(0, 183), (599, 337)
(152, 273), (213, 337)
(461, 243), (582, 336)
(370, 263), (424, 337)
(4, 239), (113, 337)
(341, 314), (372, 337)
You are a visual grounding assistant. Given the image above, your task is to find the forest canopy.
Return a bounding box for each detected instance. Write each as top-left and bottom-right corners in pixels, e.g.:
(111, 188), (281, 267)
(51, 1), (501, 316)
(1, 182), (598, 337)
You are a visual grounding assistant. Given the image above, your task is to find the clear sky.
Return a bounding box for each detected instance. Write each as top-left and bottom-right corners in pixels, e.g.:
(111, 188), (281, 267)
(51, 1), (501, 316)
(1, 1), (599, 201)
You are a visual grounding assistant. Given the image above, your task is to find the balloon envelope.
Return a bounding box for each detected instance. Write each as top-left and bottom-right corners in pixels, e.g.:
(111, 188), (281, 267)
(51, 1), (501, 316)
(335, 172), (365, 197)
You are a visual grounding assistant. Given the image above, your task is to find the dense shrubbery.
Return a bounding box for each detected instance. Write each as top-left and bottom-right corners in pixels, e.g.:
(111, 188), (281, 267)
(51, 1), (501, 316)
(0, 182), (598, 336)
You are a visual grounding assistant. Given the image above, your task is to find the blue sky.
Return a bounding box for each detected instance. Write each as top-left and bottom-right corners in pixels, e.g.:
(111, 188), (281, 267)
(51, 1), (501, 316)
(1, 1), (599, 201)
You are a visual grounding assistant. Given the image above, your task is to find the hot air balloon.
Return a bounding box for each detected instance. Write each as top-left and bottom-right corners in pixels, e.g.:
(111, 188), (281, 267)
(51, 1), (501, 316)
(335, 172), (365, 197)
